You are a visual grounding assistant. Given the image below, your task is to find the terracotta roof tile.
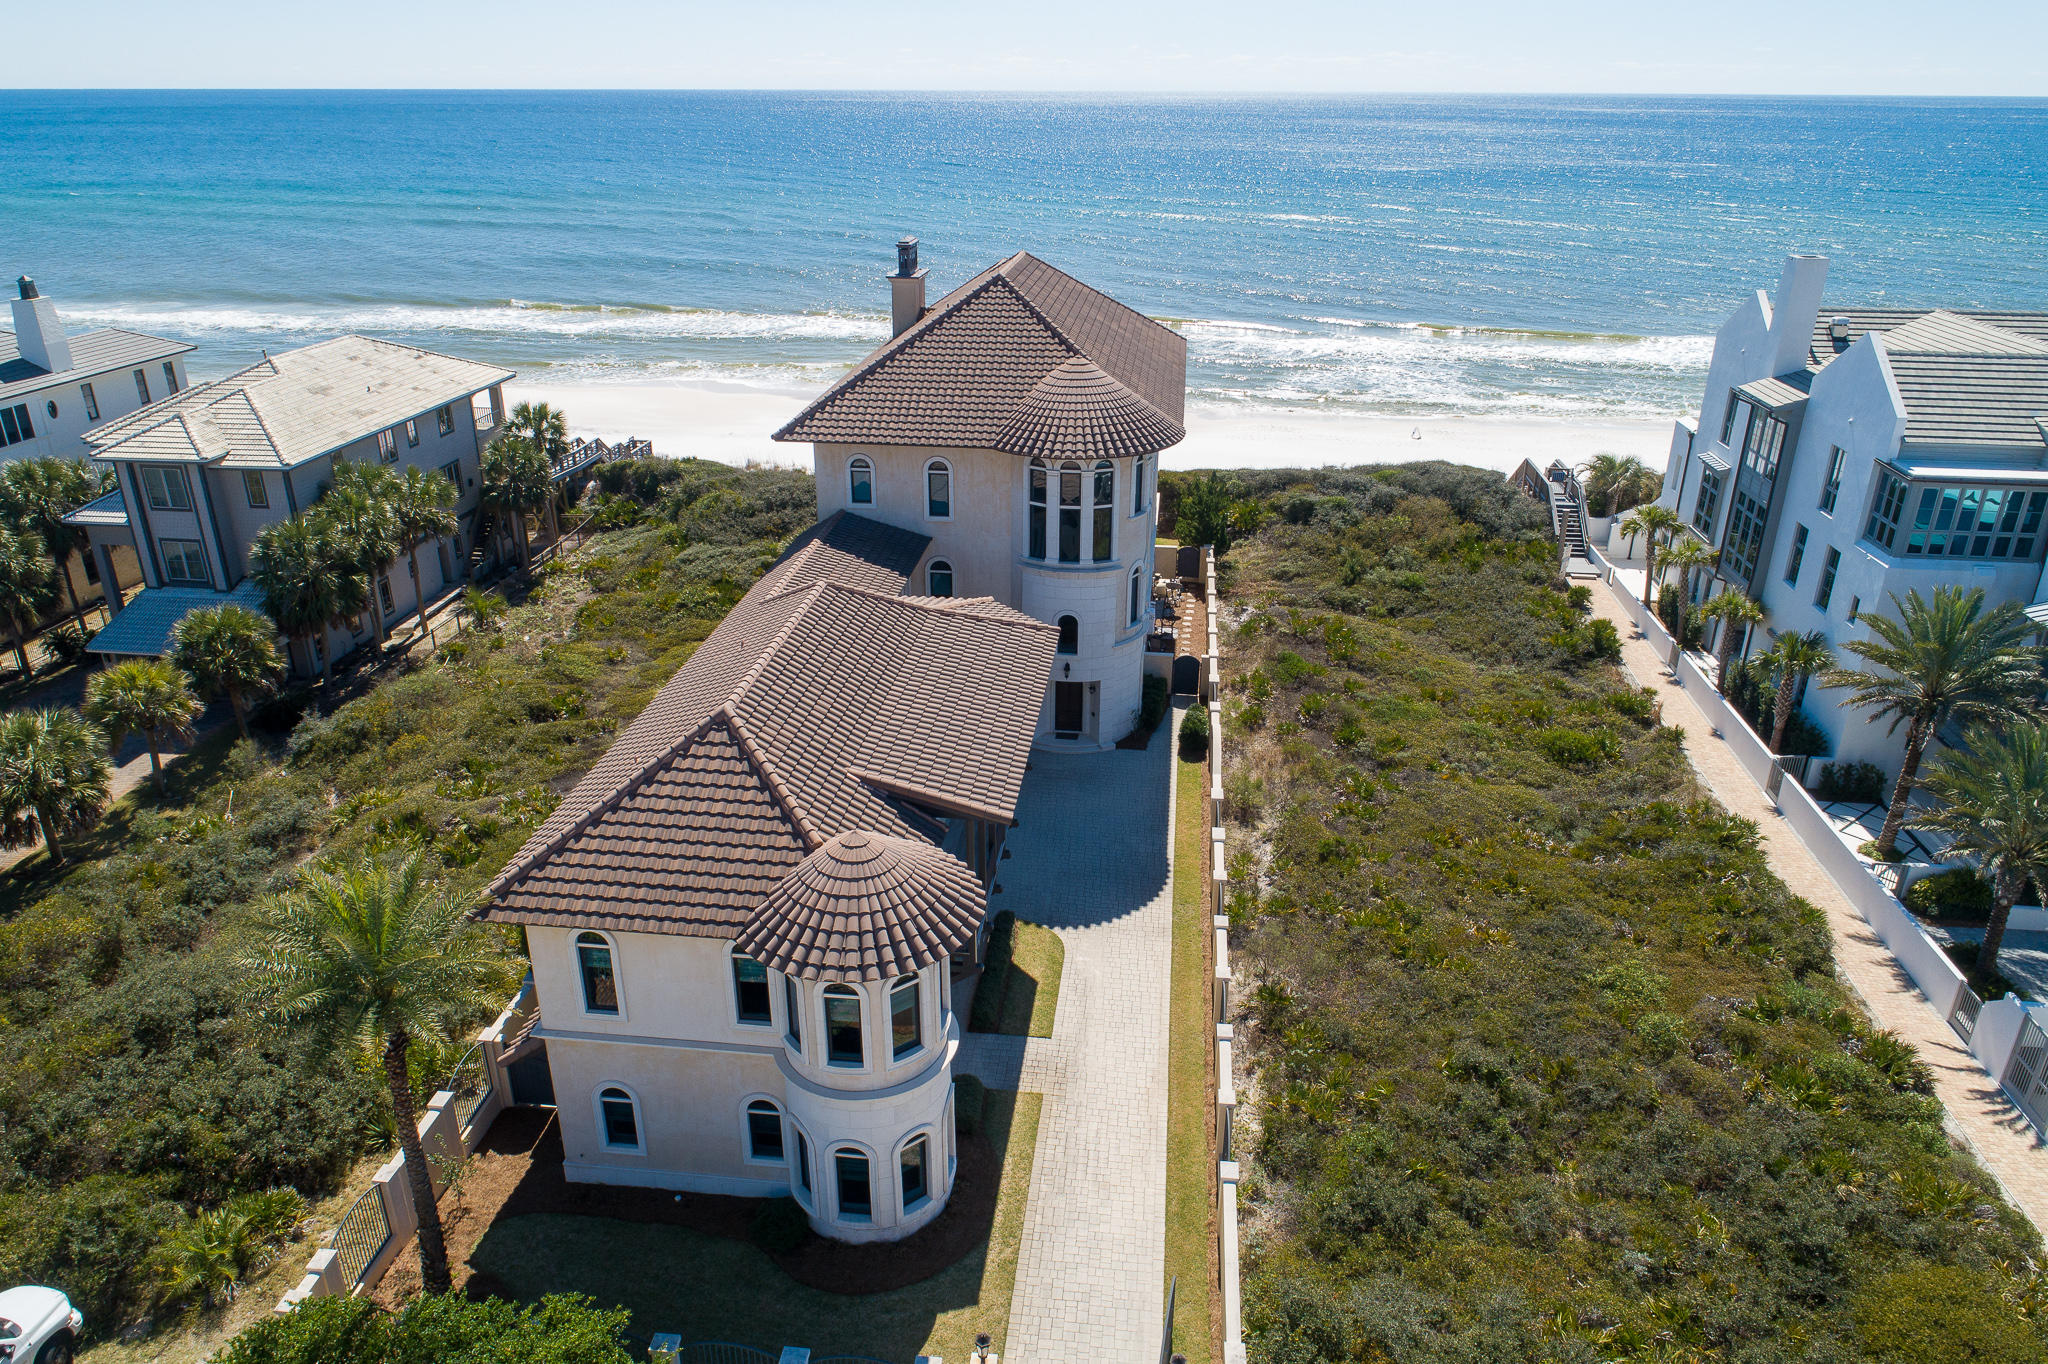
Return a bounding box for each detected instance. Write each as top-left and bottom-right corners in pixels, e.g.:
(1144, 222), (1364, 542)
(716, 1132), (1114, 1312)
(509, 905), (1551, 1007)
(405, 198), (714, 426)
(734, 830), (983, 981)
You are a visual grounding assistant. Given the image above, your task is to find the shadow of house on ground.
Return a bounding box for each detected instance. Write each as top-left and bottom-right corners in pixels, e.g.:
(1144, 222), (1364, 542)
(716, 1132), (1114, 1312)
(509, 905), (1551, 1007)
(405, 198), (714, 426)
(384, 1100), (1034, 1361)
(994, 725), (1172, 933)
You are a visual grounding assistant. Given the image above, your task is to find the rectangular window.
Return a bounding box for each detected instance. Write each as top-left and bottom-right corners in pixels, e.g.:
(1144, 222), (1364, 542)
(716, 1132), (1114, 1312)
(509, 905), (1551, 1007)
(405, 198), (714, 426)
(733, 955), (771, 1025)
(784, 975), (802, 1049)
(1058, 465), (1081, 563)
(162, 361), (180, 395)
(926, 463), (950, 518)
(437, 405), (454, 437)
(1820, 446), (1846, 514)
(80, 381), (99, 422)
(378, 576), (396, 615)
(134, 368), (151, 405)
(1865, 469), (1908, 549)
(1783, 524), (1808, 585)
(824, 990), (862, 1065)
(795, 1129), (812, 1196)
(901, 1135), (929, 1210)
(1882, 477), (2046, 562)
(242, 470), (269, 509)
(1028, 464), (1047, 559)
(1815, 547), (1840, 611)
(405, 418), (420, 447)
(1693, 468), (1723, 536)
(160, 538), (208, 584)
(376, 429), (398, 462)
(1847, 595), (1860, 624)
(440, 459), (461, 488)
(747, 1105), (784, 1161)
(141, 465), (193, 511)
(0, 407), (17, 446)
(891, 978), (921, 1061)
(836, 1151), (871, 1219)
(600, 1092), (639, 1149)
(1723, 490), (1769, 582)
(1720, 393), (1745, 445)
(1740, 410), (1786, 483)
(1093, 463), (1114, 561)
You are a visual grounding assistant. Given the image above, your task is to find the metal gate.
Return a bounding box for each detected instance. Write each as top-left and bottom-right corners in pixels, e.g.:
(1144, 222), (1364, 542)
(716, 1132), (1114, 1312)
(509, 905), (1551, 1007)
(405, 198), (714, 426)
(507, 1042), (555, 1106)
(1949, 986), (1983, 1044)
(331, 1185), (393, 1287)
(2004, 1013), (2048, 1134)
(1171, 654), (1199, 695)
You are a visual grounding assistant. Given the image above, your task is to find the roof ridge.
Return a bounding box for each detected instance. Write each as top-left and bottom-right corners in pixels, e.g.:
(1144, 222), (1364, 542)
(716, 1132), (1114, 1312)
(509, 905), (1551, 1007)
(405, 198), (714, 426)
(719, 702), (823, 851)
(815, 579), (1060, 631)
(308, 332), (517, 386)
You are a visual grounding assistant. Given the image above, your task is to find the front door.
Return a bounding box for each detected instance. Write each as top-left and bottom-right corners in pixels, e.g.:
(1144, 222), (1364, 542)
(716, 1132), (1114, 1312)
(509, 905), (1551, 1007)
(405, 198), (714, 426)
(1054, 681), (1084, 738)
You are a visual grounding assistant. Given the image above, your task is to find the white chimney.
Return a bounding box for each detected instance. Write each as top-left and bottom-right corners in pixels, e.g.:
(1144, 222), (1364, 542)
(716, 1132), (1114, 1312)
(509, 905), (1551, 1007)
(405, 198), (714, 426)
(889, 236), (927, 338)
(9, 277), (74, 376)
(1768, 254), (1828, 378)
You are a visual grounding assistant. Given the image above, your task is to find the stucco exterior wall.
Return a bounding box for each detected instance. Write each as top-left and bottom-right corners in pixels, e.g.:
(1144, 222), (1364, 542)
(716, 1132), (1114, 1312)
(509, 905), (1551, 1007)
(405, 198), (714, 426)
(5, 354), (191, 461)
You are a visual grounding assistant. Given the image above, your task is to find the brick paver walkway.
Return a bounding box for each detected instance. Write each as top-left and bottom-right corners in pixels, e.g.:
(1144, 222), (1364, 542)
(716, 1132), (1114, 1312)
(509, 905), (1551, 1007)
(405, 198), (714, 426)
(955, 715), (1177, 1364)
(1591, 581), (2048, 1233)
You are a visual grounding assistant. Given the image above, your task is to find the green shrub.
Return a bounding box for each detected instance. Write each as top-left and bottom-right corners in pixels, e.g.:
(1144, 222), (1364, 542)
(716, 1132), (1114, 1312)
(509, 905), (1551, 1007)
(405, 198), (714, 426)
(1849, 1263), (2044, 1363)
(216, 1291), (637, 1364)
(41, 622), (95, 665)
(1582, 617), (1621, 659)
(953, 1074), (988, 1138)
(750, 1196), (812, 1255)
(1816, 760), (1887, 803)
(1180, 703), (1211, 759)
(1655, 583), (1706, 649)
(1140, 674), (1169, 731)
(1535, 725), (1616, 767)
(1904, 867), (1995, 922)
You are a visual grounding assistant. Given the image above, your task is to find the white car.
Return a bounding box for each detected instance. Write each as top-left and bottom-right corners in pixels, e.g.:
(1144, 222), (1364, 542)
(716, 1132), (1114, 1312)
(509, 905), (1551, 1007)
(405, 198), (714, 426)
(0, 1287), (81, 1364)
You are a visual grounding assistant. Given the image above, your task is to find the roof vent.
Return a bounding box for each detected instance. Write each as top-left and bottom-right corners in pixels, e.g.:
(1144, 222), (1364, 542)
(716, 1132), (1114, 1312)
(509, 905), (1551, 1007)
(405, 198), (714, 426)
(16, 276), (37, 301)
(1829, 315), (1850, 342)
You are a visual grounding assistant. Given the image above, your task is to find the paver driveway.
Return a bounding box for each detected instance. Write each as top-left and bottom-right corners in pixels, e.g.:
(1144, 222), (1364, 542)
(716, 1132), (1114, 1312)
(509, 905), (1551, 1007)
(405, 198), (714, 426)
(956, 713), (1178, 1364)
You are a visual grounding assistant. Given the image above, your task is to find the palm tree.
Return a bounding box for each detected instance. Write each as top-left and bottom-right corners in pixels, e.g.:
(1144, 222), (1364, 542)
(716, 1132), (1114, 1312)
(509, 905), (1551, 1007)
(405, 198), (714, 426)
(322, 464), (403, 651)
(1823, 586), (2045, 858)
(252, 516), (343, 680)
(244, 852), (508, 1297)
(0, 530), (56, 679)
(388, 466), (459, 634)
(478, 436), (553, 573)
(1911, 723), (2048, 979)
(1701, 590), (1767, 693)
(1617, 503), (1682, 607)
(461, 585), (507, 634)
(85, 659), (202, 793)
(1577, 453), (1655, 518)
(1656, 537), (1719, 648)
(0, 456), (105, 633)
(1757, 630), (1836, 752)
(1610, 458), (1660, 517)
(509, 402), (570, 543)
(0, 708), (112, 864)
(171, 603), (282, 741)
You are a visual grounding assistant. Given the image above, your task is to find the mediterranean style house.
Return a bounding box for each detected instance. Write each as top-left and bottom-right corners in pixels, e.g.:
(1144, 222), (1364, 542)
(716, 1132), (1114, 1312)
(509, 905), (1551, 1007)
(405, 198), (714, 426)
(1, 275), (194, 461)
(1655, 253), (2048, 772)
(774, 238), (1187, 748)
(480, 245), (1180, 1242)
(66, 334), (513, 671)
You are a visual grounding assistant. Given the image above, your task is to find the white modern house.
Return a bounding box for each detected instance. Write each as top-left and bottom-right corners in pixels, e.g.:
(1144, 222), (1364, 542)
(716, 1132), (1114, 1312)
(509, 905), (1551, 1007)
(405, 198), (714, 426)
(1656, 253), (2048, 774)
(775, 239), (1186, 747)
(67, 335), (513, 672)
(0, 275), (194, 461)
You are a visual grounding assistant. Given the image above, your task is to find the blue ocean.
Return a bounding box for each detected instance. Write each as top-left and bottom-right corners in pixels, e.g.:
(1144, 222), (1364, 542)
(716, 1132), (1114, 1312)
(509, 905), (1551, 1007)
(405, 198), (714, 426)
(5, 91), (2046, 421)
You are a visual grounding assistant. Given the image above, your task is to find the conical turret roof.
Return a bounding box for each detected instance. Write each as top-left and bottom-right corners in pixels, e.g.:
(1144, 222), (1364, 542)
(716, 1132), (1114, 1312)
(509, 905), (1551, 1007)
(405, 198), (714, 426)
(994, 356), (1185, 460)
(734, 830), (985, 982)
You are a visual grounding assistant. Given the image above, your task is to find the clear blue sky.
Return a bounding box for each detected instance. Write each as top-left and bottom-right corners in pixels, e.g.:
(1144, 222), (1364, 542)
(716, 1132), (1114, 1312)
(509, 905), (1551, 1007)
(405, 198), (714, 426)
(12, 0), (2047, 95)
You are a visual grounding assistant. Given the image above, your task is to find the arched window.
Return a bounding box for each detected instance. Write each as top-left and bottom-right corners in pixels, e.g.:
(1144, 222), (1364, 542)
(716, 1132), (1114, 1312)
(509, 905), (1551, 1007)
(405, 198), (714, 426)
(835, 1148), (872, 1220)
(848, 456), (873, 506)
(746, 1099), (785, 1160)
(925, 459), (952, 519)
(927, 559), (954, 597)
(890, 975), (923, 1060)
(1093, 461), (1115, 561)
(823, 984), (863, 1066)
(1058, 462), (1083, 562)
(576, 932), (619, 1015)
(1028, 460), (1048, 560)
(1130, 563), (1146, 627)
(784, 974), (802, 1050)
(597, 1085), (641, 1150)
(732, 952), (771, 1025)
(1056, 615), (1078, 656)
(900, 1134), (931, 1212)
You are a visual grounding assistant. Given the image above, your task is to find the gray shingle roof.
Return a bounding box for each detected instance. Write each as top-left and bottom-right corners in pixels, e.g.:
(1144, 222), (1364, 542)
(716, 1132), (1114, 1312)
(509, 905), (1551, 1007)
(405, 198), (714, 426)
(480, 513), (1055, 938)
(0, 328), (194, 404)
(86, 580), (270, 658)
(62, 487), (129, 527)
(1802, 307), (2048, 450)
(733, 830), (984, 982)
(774, 251), (1186, 458)
(83, 335), (512, 468)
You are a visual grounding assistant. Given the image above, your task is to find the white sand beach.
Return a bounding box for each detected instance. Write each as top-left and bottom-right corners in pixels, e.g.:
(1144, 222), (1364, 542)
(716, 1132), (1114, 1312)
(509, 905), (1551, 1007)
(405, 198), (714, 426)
(506, 379), (1673, 477)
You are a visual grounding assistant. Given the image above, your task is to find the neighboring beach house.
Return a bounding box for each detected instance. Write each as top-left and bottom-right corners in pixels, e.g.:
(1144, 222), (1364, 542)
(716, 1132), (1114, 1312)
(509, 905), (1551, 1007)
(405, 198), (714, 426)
(476, 244), (1177, 1243)
(67, 334), (513, 671)
(774, 238), (1186, 748)
(1656, 253), (2048, 773)
(1, 275), (194, 461)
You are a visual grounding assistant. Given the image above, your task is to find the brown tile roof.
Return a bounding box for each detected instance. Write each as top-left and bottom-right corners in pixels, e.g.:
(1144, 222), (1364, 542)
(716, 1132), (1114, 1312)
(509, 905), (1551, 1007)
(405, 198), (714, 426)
(752, 509), (930, 598)
(773, 251), (1186, 458)
(481, 515), (1056, 937)
(733, 830), (984, 982)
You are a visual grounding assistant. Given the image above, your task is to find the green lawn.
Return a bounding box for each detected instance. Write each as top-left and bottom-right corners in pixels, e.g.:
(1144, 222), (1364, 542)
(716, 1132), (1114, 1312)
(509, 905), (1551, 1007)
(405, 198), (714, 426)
(967, 911), (1064, 1037)
(1166, 733), (1216, 1364)
(468, 1091), (1042, 1362)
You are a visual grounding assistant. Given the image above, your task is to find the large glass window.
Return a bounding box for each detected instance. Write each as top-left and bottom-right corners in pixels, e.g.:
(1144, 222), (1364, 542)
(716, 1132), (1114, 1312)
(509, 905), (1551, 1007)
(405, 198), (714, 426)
(438, 405), (455, 436)
(1820, 446), (1846, 514)
(1723, 491), (1769, 582)
(926, 460), (951, 519)
(1784, 524), (1808, 585)
(784, 975), (802, 1050)
(1093, 461), (1114, 561)
(901, 1135), (930, 1211)
(160, 538), (207, 584)
(1815, 547), (1841, 611)
(1720, 394), (1746, 445)
(1028, 461), (1047, 559)
(1693, 468), (1723, 536)
(835, 1150), (871, 1219)
(1739, 408), (1787, 483)
(849, 457), (873, 506)
(824, 985), (863, 1065)
(890, 976), (922, 1060)
(746, 1100), (784, 1160)
(141, 465), (192, 511)
(599, 1087), (640, 1149)
(1868, 471), (2048, 562)
(1058, 463), (1082, 562)
(733, 954), (771, 1025)
(577, 932), (619, 1014)
(1866, 469), (1909, 549)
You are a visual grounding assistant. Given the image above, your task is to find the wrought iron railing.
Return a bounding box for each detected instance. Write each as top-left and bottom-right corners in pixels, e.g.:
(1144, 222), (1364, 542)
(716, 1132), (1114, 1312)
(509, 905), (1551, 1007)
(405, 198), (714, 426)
(441, 1041), (493, 1129)
(330, 1184), (394, 1286)
(665, 1344), (778, 1364)
(2005, 1013), (2048, 1134)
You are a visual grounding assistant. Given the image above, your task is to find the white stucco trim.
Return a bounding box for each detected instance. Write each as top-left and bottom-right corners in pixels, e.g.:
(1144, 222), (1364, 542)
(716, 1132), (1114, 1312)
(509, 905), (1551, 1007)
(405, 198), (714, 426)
(563, 1160), (791, 1198)
(534, 1026), (783, 1059)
